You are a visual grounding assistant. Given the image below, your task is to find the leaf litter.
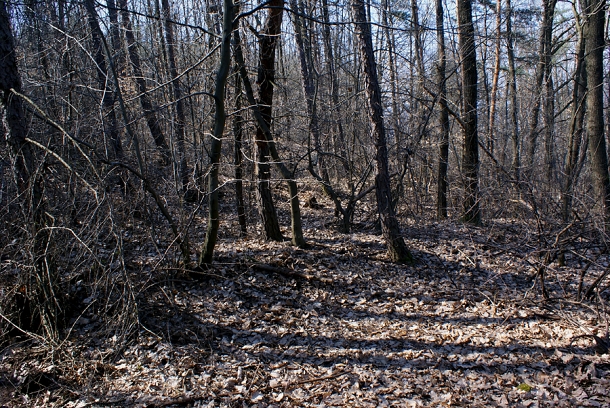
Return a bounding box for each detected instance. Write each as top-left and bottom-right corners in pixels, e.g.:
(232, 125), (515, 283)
(1, 215), (610, 407)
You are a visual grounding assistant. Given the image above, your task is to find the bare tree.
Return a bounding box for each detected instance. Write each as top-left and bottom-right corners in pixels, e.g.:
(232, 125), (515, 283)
(199, 0), (234, 265)
(350, 0), (413, 263)
(457, 0), (480, 224)
(253, 0), (284, 241)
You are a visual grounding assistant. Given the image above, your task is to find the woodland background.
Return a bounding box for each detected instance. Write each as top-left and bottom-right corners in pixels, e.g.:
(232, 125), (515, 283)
(1, 0), (610, 405)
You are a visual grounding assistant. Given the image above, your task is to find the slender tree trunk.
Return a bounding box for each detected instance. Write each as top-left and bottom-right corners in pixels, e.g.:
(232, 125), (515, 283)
(436, 0), (450, 219)
(199, 0), (233, 265)
(106, 0), (125, 74)
(320, 0), (349, 175)
(458, 0), (481, 224)
(118, 0), (171, 165)
(84, 0), (122, 159)
(160, 0), (188, 191)
(561, 14), (587, 222)
(526, 0), (557, 173)
(254, 0), (284, 241)
(351, 0), (413, 263)
(488, 0), (502, 155)
(506, 0), (520, 181)
(581, 0), (610, 225)
(233, 77), (247, 236)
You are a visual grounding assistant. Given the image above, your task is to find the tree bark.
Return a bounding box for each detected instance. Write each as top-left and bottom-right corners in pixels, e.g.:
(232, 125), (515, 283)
(457, 0), (481, 224)
(350, 0), (413, 263)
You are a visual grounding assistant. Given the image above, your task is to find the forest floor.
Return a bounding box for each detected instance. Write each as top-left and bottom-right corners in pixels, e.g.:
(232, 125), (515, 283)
(1, 201), (610, 407)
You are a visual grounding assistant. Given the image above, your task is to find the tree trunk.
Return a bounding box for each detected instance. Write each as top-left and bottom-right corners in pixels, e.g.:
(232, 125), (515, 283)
(233, 70), (247, 237)
(350, 0), (413, 263)
(457, 0), (481, 224)
(436, 0), (450, 219)
(118, 0), (171, 165)
(199, 0), (234, 265)
(84, 0), (122, 159)
(561, 14), (587, 222)
(506, 0), (520, 181)
(254, 0), (284, 241)
(234, 27), (306, 247)
(160, 0), (189, 191)
(525, 0), (557, 174)
(581, 0), (610, 225)
(1, 0), (58, 337)
(488, 0), (502, 155)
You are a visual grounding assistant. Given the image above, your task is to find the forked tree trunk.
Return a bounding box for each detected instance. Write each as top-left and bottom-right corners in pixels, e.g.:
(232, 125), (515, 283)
(350, 0), (413, 263)
(234, 27), (306, 247)
(457, 0), (481, 224)
(118, 0), (171, 165)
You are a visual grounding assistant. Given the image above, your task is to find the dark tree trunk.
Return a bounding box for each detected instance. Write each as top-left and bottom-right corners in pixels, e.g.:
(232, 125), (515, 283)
(254, 0), (284, 241)
(1, 0), (58, 337)
(118, 0), (171, 165)
(581, 0), (610, 225)
(436, 0), (450, 219)
(350, 0), (413, 263)
(457, 0), (481, 224)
